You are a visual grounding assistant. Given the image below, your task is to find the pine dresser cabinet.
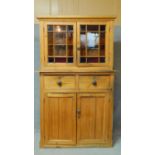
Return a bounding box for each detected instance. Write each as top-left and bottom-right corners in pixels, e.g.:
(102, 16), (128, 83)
(38, 16), (116, 148)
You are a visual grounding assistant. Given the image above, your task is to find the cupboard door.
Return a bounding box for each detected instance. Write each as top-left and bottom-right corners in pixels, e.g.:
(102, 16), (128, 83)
(77, 22), (111, 67)
(77, 93), (112, 145)
(44, 22), (76, 66)
(43, 93), (76, 145)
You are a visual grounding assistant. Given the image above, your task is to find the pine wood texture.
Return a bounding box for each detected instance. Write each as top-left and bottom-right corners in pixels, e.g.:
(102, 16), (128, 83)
(44, 75), (76, 90)
(38, 17), (115, 147)
(43, 93), (76, 145)
(78, 75), (111, 90)
(77, 93), (112, 145)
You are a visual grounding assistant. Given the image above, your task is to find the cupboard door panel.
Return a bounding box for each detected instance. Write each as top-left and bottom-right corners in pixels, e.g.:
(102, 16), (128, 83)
(44, 93), (76, 145)
(77, 93), (112, 144)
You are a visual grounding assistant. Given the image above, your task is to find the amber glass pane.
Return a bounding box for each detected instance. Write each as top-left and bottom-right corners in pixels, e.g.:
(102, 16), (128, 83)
(68, 58), (73, 63)
(53, 32), (66, 44)
(87, 57), (98, 63)
(53, 25), (66, 32)
(48, 25), (53, 32)
(80, 32), (86, 56)
(48, 57), (54, 63)
(54, 45), (66, 56)
(48, 32), (53, 44)
(100, 45), (105, 56)
(100, 25), (105, 31)
(100, 57), (105, 63)
(55, 58), (66, 63)
(48, 45), (53, 56)
(67, 25), (73, 32)
(80, 25), (86, 31)
(80, 47), (86, 56)
(67, 32), (73, 44)
(80, 57), (86, 63)
(87, 25), (99, 31)
(68, 45), (73, 56)
(80, 32), (86, 46)
(87, 48), (98, 56)
(100, 32), (105, 44)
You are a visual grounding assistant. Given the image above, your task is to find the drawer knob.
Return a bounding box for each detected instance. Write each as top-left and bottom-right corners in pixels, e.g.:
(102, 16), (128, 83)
(92, 78), (97, 86)
(57, 79), (62, 87)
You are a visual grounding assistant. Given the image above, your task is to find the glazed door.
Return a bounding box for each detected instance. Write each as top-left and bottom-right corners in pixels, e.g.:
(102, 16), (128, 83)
(44, 22), (76, 66)
(77, 93), (112, 145)
(43, 93), (76, 145)
(77, 22), (111, 67)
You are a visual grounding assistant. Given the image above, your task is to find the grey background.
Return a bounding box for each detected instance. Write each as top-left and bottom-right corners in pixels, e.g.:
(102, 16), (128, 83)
(34, 24), (121, 137)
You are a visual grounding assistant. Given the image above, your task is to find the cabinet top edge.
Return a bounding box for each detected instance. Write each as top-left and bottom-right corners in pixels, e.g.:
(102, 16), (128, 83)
(37, 16), (116, 20)
(35, 69), (116, 73)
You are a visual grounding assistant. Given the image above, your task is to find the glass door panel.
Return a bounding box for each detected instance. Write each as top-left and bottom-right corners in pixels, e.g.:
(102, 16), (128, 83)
(46, 24), (75, 64)
(78, 24), (107, 65)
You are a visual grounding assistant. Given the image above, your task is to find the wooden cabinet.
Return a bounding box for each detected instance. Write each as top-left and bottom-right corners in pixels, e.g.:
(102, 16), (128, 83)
(38, 16), (115, 147)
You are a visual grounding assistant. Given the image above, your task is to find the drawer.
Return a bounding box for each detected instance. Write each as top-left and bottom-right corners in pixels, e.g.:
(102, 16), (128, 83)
(78, 75), (111, 90)
(44, 76), (76, 90)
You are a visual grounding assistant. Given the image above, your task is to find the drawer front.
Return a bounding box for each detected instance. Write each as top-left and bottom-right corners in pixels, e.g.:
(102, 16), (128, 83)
(79, 75), (111, 90)
(44, 76), (76, 90)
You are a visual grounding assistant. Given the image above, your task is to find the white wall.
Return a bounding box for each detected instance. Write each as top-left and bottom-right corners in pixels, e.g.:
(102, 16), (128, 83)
(34, 0), (121, 25)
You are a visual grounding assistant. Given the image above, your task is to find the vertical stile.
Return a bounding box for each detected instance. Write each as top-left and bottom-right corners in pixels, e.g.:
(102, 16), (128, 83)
(53, 25), (55, 63)
(86, 25), (88, 63)
(98, 25), (100, 63)
(66, 25), (68, 63)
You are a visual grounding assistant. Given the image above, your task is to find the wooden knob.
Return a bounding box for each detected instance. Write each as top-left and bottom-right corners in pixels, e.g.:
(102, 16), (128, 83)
(57, 80), (62, 87)
(92, 78), (97, 86)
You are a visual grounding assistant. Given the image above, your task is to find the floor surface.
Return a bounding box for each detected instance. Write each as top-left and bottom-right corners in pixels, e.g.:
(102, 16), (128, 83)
(34, 130), (121, 155)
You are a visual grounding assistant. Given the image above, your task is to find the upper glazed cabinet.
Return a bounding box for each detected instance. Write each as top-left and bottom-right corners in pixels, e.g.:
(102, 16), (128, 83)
(40, 18), (114, 69)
